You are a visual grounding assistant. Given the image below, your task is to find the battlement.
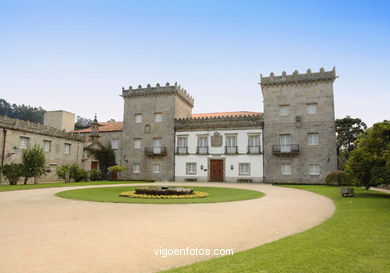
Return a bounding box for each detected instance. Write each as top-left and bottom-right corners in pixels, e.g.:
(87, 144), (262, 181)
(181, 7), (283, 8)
(260, 67), (337, 86)
(175, 113), (263, 131)
(0, 115), (86, 141)
(121, 82), (194, 106)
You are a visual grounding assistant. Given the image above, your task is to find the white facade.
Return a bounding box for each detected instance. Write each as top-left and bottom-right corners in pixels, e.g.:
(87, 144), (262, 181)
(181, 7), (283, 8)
(175, 128), (263, 182)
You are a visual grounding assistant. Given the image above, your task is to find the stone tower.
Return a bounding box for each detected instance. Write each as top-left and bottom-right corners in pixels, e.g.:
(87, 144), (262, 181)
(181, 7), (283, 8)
(121, 83), (194, 181)
(260, 68), (337, 184)
(43, 110), (75, 132)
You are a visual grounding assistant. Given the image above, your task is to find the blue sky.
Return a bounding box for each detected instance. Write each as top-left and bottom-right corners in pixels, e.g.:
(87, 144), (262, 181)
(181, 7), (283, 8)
(0, 0), (389, 126)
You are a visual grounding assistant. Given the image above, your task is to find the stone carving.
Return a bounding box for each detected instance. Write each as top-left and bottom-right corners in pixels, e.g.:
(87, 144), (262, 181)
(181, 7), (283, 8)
(211, 132), (222, 147)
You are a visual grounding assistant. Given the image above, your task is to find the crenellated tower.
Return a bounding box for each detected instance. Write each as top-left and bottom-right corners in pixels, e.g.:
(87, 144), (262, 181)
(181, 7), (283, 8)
(120, 82), (194, 181)
(260, 68), (337, 183)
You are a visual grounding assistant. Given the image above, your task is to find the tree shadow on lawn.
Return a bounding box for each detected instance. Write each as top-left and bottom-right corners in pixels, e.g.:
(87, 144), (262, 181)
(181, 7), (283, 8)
(354, 191), (390, 199)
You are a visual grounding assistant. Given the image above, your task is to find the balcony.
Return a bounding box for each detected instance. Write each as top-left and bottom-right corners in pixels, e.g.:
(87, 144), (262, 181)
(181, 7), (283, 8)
(197, 146), (209, 154)
(144, 147), (167, 156)
(176, 147), (188, 155)
(248, 145), (262, 154)
(272, 144), (299, 155)
(225, 146), (238, 154)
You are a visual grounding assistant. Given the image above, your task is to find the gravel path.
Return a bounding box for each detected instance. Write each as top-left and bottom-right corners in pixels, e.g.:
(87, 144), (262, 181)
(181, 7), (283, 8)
(0, 182), (334, 273)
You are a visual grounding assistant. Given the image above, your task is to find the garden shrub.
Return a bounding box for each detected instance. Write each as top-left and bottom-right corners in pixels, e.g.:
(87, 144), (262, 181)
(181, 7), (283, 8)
(57, 164), (88, 182)
(325, 170), (350, 186)
(1, 163), (24, 185)
(89, 169), (103, 181)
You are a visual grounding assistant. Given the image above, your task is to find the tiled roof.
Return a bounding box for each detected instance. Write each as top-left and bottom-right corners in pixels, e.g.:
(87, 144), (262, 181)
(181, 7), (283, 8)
(74, 121), (123, 133)
(191, 111), (262, 118)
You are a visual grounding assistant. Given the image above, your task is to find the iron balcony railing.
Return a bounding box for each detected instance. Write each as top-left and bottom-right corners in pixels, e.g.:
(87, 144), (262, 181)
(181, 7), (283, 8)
(248, 145), (262, 154)
(225, 146), (238, 154)
(176, 147), (188, 155)
(272, 144), (299, 155)
(196, 146), (209, 154)
(144, 147), (167, 156)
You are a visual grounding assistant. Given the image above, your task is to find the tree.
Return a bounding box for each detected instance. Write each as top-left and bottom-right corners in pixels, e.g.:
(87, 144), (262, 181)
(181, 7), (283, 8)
(21, 145), (46, 184)
(1, 163), (24, 185)
(325, 170), (351, 187)
(345, 120), (390, 189)
(336, 116), (367, 168)
(89, 144), (116, 177)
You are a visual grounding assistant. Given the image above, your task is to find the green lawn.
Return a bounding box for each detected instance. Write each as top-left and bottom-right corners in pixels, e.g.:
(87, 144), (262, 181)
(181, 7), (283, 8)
(56, 186), (264, 204)
(0, 180), (150, 192)
(164, 186), (390, 273)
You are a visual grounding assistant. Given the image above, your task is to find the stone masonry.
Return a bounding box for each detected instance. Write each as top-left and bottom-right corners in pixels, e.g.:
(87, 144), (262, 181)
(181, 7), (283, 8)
(121, 83), (193, 181)
(261, 68), (338, 183)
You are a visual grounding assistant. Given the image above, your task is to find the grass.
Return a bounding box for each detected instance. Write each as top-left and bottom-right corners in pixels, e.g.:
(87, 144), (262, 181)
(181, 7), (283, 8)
(56, 186), (264, 204)
(164, 186), (390, 273)
(0, 180), (150, 192)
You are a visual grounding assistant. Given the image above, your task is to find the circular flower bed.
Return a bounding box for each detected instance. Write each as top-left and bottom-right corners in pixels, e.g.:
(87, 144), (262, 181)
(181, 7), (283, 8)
(119, 190), (209, 199)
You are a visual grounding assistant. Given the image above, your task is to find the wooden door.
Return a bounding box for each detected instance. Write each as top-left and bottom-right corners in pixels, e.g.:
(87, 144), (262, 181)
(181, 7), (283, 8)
(91, 161), (98, 169)
(210, 159), (224, 182)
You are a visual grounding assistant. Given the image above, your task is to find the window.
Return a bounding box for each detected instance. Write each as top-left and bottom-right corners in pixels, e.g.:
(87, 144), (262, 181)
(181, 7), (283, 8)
(186, 163), (197, 174)
(307, 104), (317, 115)
(133, 163), (141, 173)
(177, 136), (188, 154)
(111, 139), (119, 149)
(308, 133), (319, 145)
(43, 140), (51, 152)
(153, 138), (162, 154)
(19, 137), (29, 149)
(279, 105), (289, 116)
(279, 134), (291, 152)
(135, 114), (142, 123)
(281, 165), (292, 175)
(153, 164), (160, 173)
(239, 163), (250, 175)
(309, 164), (320, 175)
(134, 139), (141, 149)
(197, 136), (208, 154)
(226, 135), (237, 154)
(64, 143), (71, 154)
(248, 135), (261, 153)
(154, 113), (162, 122)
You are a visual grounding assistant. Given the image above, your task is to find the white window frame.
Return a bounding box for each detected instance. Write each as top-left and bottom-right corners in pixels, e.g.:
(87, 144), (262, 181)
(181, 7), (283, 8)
(64, 143), (71, 154)
(279, 105), (289, 116)
(307, 104), (317, 115)
(308, 133), (319, 145)
(43, 140), (51, 152)
(309, 164), (320, 175)
(135, 114), (142, 124)
(20, 137), (29, 149)
(154, 113), (162, 122)
(153, 164), (160, 174)
(186, 163), (197, 175)
(134, 139), (141, 149)
(239, 163), (251, 175)
(281, 165), (292, 175)
(111, 139), (119, 150)
(133, 163), (141, 173)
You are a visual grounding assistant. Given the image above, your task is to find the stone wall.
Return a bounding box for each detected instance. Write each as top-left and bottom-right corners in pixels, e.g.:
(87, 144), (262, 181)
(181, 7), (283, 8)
(121, 83), (194, 181)
(261, 68), (338, 184)
(0, 125), (86, 183)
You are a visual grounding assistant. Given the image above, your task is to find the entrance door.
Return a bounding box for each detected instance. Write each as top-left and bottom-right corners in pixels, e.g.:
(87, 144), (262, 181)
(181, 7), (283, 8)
(209, 159), (224, 182)
(91, 161), (98, 169)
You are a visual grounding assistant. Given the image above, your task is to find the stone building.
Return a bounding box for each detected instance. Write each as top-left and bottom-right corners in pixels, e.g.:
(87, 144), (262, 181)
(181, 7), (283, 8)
(260, 68), (337, 183)
(0, 114), (87, 183)
(1, 67), (338, 184)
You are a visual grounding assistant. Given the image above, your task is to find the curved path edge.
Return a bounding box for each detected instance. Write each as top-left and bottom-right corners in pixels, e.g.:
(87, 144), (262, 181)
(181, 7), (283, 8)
(0, 182), (335, 273)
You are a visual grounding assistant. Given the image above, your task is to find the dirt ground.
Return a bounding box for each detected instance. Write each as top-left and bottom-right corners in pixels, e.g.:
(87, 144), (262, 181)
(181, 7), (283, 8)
(0, 182), (334, 273)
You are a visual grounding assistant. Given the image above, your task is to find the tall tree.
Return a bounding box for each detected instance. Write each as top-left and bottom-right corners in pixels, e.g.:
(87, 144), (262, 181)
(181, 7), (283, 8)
(345, 120), (390, 189)
(336, 116), (367, 168)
